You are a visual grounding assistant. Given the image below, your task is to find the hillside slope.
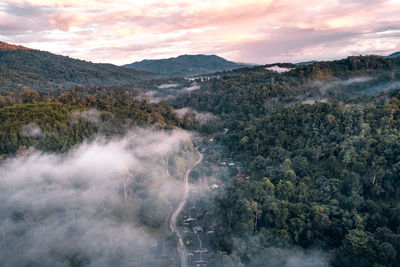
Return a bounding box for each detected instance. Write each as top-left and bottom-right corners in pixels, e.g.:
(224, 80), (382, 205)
(0, 41), (158, 92)
(174, 55), (400, 116)
(124, 54), (248, 76)
(386, 51), (400, 58)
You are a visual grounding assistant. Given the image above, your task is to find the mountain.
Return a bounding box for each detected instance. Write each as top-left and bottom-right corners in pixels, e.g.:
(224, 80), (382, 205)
(0, 41), (158, 92)
(386, 51), (400, 58)
(295, 60), (317, 66)
(123, 54), (248, 76)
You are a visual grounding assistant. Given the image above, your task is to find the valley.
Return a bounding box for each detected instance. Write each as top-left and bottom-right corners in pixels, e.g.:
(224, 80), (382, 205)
(0, 41), (399, 267)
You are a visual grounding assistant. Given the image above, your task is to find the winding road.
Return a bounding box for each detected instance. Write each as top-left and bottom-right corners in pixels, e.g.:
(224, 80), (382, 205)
(170, 153), (203, 267)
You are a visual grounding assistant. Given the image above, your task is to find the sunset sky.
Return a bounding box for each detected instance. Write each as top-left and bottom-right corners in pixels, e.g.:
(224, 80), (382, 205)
(1, 0), (400, 65)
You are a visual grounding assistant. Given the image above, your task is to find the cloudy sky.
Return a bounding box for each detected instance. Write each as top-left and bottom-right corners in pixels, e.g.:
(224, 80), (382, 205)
(1, 0), (400, 65)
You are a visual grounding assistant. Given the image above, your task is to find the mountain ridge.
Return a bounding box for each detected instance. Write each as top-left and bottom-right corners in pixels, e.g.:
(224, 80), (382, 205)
(0, 41), (30, 51)
(386, 51), (400, 58)
(124, 54), (249, 76)
(0, 41), (158, 92)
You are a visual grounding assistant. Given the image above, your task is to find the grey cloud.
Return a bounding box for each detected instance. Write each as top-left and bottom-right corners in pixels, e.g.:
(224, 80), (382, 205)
(0, 21), (47, 36)
(0, 3), (57, 36)
(0, 1), (399, 66)
(234, 27), (360, 63)
(4, 3), (55, 17)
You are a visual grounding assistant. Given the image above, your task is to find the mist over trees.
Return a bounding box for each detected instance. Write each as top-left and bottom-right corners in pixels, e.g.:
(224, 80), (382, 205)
(167, 56), (400, 266)
(0, 53), (400, 266)
(0, 129), (196, 267)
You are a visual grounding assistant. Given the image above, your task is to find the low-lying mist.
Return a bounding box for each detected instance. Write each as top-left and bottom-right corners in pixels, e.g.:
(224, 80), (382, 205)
(221, 235), (330, 267)
(0, 128), (196, 267)
(174, 107), (217, 124)
(21, 122), (43, 139)
(142, 81), (201, 103)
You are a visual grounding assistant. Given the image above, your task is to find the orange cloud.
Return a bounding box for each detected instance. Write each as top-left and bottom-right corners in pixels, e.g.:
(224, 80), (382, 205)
(1, 0), (400, 65)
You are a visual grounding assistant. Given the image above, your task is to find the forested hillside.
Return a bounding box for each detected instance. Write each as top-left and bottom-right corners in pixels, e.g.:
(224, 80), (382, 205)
(0, 42), (158, 92)
(0, 87), (201, 157)
(124, 54), (248, 76)
(0, 86), (200, 266)
(172, 56), (400, 266)
(205, 92), (400, 266)
(1, 51), (399, 266)
(176, 56), (399, 118)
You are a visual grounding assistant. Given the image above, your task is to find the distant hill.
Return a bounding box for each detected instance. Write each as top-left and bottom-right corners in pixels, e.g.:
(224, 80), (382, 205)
(295, 60), (317, 66)
(123, 54), (248, 76)
(296, 51), (400, 64)
(386, 51), (400, 58)
(0, 41), (158, 92)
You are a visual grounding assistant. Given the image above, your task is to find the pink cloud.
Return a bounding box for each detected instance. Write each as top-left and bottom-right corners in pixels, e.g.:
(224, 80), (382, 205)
(0, 0), (399, 65)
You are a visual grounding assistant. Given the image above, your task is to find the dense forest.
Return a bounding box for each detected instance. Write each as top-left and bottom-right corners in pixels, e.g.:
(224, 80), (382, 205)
(0, 87), (202, 157)
(171, 56), (400, 266)
(1, 52), (400, 266)
(204, 92), (400, 266)
(176, 56), (399, 118)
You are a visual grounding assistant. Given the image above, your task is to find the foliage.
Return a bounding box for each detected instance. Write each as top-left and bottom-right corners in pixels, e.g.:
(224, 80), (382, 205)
(207, 94), (400, 266)
(0, 88), (194, 156)
(176, 56), (400, 118)
(0, 46), (158, 92)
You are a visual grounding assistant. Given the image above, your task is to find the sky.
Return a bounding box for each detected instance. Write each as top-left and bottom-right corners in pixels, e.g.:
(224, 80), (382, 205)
(1, 0), (400, 65)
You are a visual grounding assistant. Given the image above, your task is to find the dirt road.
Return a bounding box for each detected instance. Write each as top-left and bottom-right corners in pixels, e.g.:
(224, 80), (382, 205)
(170, 153), (203, 267)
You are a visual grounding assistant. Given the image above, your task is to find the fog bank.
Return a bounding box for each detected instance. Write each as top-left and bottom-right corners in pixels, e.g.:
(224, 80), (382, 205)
(0, 128), (195, 267)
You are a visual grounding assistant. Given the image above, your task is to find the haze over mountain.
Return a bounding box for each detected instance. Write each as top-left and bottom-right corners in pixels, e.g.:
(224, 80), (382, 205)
(123, 54), (249, 76)
(0, 41), (157, 92)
